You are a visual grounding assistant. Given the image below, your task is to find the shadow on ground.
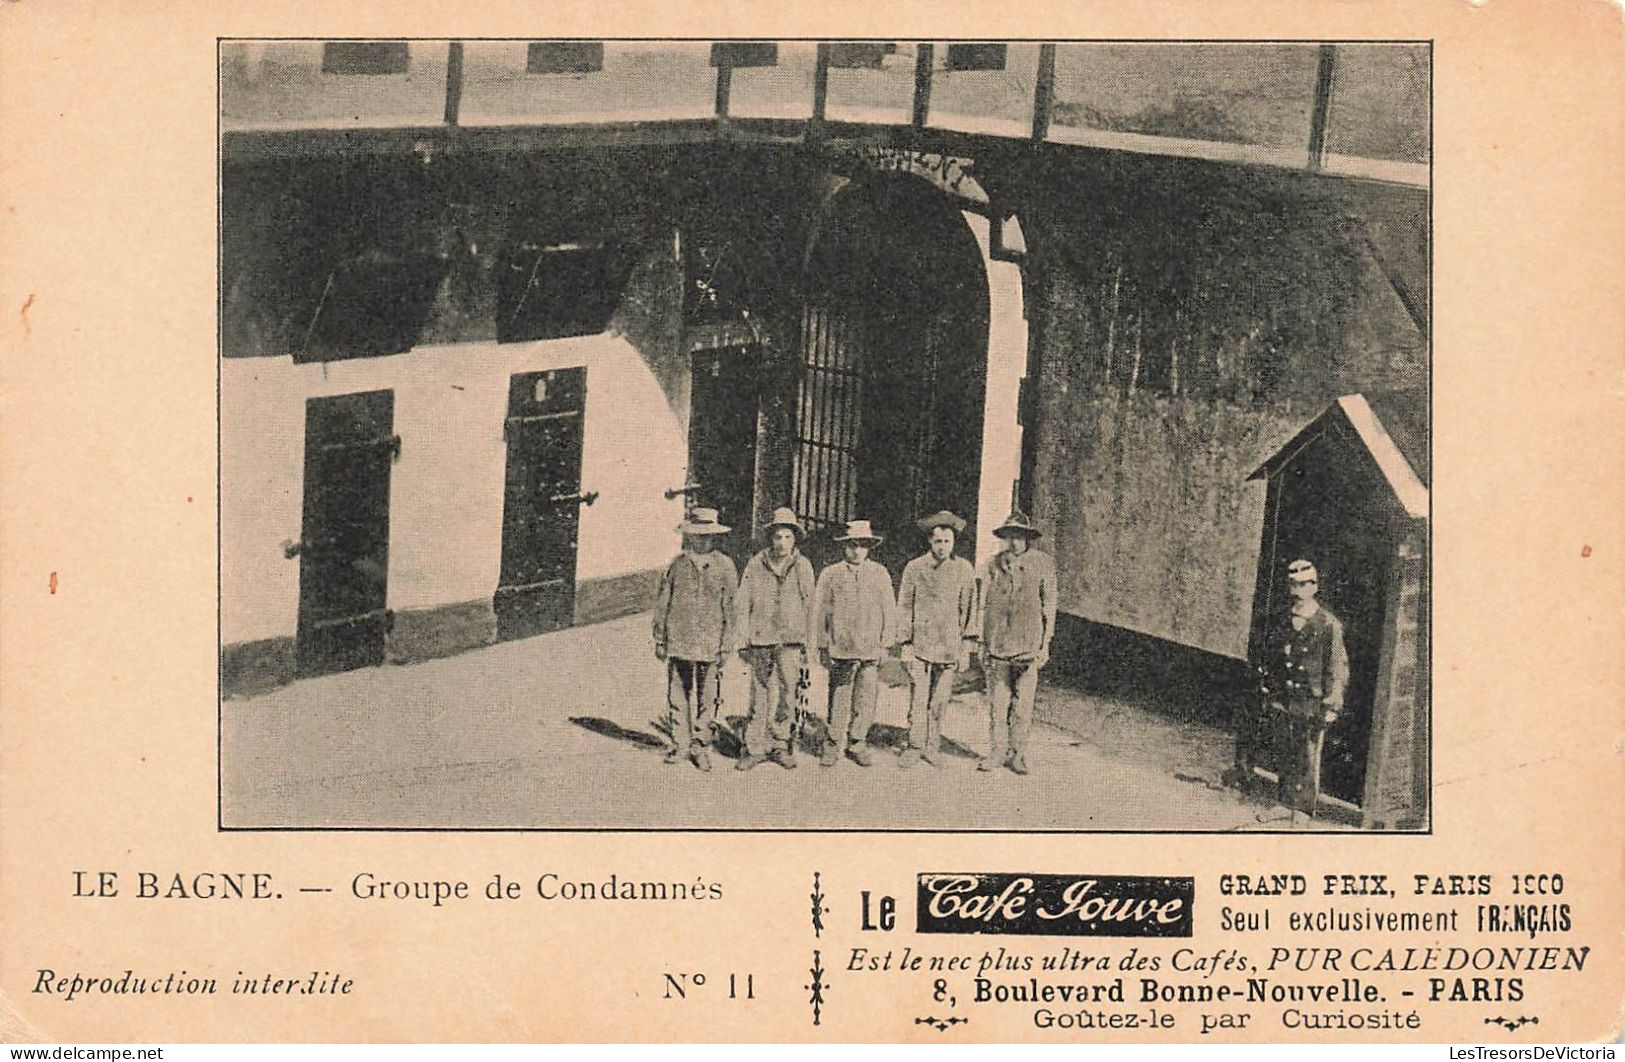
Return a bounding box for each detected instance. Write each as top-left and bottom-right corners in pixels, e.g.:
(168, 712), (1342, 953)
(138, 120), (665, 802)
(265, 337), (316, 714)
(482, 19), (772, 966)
(570, 714), (981, 762)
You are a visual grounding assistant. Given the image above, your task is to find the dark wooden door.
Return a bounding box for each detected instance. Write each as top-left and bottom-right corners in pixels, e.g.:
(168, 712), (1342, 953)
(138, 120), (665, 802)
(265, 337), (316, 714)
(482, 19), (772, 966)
(295, 389), (398, 677)
(495, 367), (590, 641)
(687, 345), (760, 565)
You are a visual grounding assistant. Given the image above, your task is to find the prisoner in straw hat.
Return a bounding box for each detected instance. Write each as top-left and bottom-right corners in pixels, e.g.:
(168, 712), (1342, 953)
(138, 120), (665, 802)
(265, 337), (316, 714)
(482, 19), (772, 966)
(833, 519), (883, 545)
(675, 507), (731, 536)
(915, 509), (968, 534)
(761, 506), (805, 540)
(992, 509), (1042, 539)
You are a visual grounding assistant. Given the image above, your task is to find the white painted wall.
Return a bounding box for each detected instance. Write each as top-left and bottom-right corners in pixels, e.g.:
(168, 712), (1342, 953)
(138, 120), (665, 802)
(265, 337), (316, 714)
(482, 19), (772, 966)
(221, 214), (1021, 647)
(965, 211), (1028, 568)
(221, 333), (687, 645)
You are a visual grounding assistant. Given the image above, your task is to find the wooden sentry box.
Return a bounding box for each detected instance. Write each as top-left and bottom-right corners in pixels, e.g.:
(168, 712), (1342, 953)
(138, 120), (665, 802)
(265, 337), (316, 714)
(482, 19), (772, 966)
(1246, 391), (1429, 829)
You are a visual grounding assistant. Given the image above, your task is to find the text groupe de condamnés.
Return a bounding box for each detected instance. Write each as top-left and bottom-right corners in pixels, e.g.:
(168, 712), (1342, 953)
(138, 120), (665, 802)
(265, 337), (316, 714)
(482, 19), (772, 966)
(349, 871), (726, 905)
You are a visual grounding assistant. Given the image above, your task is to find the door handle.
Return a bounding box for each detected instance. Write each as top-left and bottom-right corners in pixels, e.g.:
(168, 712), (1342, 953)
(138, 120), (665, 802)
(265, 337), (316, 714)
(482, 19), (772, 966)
(664, 482), (702, 500)
(548, 490), (600, 507)
(283, 536), (338, 559)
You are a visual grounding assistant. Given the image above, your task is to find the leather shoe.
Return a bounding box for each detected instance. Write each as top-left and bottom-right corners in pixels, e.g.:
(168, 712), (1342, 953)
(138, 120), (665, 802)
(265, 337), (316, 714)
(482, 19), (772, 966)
(846, 745), (874, 767)
(772, 747), (798, 770)
(898, 748), (922, 769)
(920, 749), (944, 768)
(1008, 752), (1030, 775)
(736, 753), (768, 772)
(691, 748), (713, 773)
(820, 744), (840, 767)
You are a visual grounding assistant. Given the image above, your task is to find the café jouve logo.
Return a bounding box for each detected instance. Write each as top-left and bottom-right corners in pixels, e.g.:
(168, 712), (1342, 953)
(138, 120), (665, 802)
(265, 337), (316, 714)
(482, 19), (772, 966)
(916, 873), (1195, 938)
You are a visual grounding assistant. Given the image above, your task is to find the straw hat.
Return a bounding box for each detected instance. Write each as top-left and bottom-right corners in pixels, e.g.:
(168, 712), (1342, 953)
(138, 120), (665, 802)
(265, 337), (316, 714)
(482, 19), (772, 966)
(675, 507), (731, 535)
(761, 506), (804, 537)
(992, 509), (1042, 539)
(915, 509), (967, 534)
(833, 519), (883, 544)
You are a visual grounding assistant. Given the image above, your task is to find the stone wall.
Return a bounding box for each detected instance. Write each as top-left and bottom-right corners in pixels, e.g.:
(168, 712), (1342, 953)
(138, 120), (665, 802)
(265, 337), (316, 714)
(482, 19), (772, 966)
(1023, 153), (1428, 659)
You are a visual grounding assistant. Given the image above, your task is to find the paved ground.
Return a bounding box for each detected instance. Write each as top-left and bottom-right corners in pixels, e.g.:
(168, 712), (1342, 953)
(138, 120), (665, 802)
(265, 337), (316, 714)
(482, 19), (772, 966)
(221, 612), (1332, 831)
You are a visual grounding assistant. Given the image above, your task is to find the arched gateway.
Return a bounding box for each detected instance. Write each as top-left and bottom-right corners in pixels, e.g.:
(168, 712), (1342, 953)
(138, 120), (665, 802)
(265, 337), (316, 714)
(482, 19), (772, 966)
(790, 173), (991, 571)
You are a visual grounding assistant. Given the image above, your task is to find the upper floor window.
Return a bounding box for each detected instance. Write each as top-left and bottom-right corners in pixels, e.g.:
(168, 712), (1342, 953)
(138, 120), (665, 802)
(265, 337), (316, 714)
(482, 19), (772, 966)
(527, 42), (604, 75)
(943, 43), (1007, 72)
(321, 42), (410, 76)
(710, 42), (779, 68)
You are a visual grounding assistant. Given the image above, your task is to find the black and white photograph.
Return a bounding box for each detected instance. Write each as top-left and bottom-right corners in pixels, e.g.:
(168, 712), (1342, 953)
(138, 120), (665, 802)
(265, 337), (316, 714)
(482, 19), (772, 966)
(217, 39), (1430, 832)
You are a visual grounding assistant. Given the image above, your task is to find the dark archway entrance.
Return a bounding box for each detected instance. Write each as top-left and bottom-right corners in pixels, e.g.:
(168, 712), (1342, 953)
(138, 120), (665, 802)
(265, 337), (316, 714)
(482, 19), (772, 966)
(793, 174), (991, 574)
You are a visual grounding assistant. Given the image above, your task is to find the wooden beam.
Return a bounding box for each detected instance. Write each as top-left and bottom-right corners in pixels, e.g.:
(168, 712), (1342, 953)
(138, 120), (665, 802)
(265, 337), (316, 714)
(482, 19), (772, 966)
(810, 42), (831, 142)
(443, 41), (464, 127)
(1307, 44), (1338, 171)
(912, 43), (933, 129)
(221, 107), (1426, 190)
(1031, 43), (1056, 142)
(714, 62), (733, 122)
(221, 120), (725, 164)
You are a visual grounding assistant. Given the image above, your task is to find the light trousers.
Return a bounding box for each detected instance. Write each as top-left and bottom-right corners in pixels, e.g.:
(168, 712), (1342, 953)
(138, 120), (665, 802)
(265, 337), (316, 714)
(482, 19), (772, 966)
(826, 658), (879, 750)
(906, 658), (957, 754)
(742, 644), (804, 755)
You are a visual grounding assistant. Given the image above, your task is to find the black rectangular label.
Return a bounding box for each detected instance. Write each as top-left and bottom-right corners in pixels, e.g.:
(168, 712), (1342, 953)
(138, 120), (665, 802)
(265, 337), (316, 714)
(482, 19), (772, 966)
(916, 873), (1194, 937)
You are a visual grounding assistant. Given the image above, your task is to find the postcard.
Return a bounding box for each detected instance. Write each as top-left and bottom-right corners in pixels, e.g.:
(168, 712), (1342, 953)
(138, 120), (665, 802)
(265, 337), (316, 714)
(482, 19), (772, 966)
(2, 0), (1620, 1044)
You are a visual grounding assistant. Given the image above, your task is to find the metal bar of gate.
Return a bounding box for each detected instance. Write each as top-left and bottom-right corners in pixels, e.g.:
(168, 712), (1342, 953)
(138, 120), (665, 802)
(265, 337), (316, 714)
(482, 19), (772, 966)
(817, 307), (835, 525)
(794, 307), (808, 520)
(842, 320), (859, 520)
(806, 305), (824, 525)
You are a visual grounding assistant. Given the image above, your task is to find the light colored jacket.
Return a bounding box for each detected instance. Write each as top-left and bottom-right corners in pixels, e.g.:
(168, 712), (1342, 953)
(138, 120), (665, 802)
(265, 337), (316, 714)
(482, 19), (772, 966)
(811, 559), (896, 661)
(897, 553), (978, 664)
(652, 550), (738, 661)
(735, 548), (816, 648)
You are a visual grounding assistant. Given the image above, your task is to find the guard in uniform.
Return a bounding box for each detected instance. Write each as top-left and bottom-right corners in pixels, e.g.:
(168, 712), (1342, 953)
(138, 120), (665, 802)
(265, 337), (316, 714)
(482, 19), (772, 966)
(896, 510), (978, 768)
(976, 510), (1056, 775)
(1256, 559), (1349, 814)
(810, 520), (896, 767)
(651, 507), (738, 772)
(734, 507), (816, 771)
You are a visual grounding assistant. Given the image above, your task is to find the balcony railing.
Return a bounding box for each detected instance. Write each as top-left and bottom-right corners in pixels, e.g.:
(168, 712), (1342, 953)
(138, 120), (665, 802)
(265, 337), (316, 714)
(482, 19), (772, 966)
(221, 40), (1429, 187)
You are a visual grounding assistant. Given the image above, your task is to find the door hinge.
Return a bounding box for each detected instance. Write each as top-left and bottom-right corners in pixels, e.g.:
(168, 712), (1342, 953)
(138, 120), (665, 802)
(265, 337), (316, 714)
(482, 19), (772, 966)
(317, 434), (401, 459)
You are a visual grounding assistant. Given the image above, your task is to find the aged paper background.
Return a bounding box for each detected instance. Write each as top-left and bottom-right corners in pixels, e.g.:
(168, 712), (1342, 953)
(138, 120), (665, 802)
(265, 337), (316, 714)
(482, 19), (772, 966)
(2, 0), (1622, 1044)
